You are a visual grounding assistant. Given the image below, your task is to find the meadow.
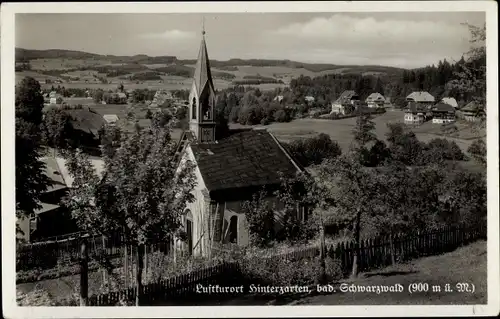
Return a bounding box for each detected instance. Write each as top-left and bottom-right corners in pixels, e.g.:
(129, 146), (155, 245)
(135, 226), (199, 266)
(230, 110), (484, 152)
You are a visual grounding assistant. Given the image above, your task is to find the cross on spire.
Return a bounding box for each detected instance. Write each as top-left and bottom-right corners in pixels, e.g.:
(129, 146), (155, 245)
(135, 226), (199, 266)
(202, 16), (205, 36)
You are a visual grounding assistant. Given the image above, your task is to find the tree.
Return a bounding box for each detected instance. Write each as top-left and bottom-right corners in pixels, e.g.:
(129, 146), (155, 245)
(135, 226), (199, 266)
(437, 169), (486, 227)
(352, 111), (376, 149)
(467, 139), (486, 165)
(63, 115), (196, 306)
(241, 188), (276, 248)
(274, 109), (290, 122)
(93, 89), (104, 103)
(315, 153), (380, 278)
(15, 77), (51, 224)
(372, 164), (415, 266)
(450, 23), (486, 108)
(41, 108), (75, 149)
(363, 140), (391, 167)
(286, 133), (342, 167)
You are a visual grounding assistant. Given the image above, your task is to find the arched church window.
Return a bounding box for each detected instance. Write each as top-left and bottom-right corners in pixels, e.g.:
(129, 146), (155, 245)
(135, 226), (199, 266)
(192, 98), (197, 120)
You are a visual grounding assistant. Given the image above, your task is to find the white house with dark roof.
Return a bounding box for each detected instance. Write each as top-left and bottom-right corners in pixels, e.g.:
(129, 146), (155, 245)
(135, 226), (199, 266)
(175, 29), (305, 257)
(331, 90), (359, 115)
(406, 91), (435, 108)
(441, 97), (458, 108)
(365, 92), (385, 108)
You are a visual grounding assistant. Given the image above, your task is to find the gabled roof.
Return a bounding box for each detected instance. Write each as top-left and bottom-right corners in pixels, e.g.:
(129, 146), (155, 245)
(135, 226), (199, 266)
(406, 91), (435, 103)
(405, 101), (427, 113)
(441, 97), (458, 108)
(334, 90), (359, 104)
(103, 114), (119, 124)
(461, 101), (482, 112)
(366, 92), (385, 102)
(66, 109), (107, 136)
(432, 103), (456, 113)
(189, 129), (302, 195)
(192, 34), (214, 98)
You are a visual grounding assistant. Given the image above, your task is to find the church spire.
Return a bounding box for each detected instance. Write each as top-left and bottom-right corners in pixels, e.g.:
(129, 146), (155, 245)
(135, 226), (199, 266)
(188, 20), (217, 143)
(193, 20), (213, 98)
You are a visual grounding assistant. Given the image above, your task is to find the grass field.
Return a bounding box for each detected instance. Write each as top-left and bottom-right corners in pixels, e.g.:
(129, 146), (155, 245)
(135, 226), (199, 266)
(231, 110), (484, 152)
(290, 240), (487, 305)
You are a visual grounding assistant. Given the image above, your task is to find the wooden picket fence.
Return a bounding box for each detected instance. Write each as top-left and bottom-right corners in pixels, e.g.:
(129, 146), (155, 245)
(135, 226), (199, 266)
(88, 261), (242, 306)
(86, 222), (486, 306)
(16, 234), (172, 271)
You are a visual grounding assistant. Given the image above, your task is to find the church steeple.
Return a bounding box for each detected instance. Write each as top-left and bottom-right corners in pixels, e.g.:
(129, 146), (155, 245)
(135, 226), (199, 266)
(189, 22), (217, 143)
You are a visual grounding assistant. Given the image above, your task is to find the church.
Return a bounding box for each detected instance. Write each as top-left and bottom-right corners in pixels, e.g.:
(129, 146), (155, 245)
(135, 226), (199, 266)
(175, 29), (306, 257)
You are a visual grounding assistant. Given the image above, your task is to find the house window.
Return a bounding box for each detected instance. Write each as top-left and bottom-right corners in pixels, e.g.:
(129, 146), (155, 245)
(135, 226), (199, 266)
(229, 215), (238, 244)
(191, 98), (197, 120)
(185, 209), (193, 255)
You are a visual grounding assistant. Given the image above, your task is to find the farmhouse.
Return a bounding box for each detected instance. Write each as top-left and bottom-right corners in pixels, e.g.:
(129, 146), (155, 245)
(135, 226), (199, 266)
(103, 114), (119, 125)
(365, 92), (385, 108)
(331, 90), (359, 115)
(441, 97), (458, 108)
(404, 102), (427, 125)
(406, 91), (435, 108)
(304, 96), (315, 104)
(273, 95), (284, 103)
(174, 29), (305, 257)
(431, 103), (456, 124)
(458, 101), (486, 122)
(17, 154), (105, 242)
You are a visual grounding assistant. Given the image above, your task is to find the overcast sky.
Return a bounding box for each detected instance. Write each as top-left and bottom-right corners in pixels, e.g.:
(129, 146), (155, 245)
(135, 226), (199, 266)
(16, 12), (485, 69)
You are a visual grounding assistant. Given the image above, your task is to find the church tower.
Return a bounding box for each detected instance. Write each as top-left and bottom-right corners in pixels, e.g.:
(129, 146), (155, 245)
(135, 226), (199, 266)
(188, 26), (217, 143)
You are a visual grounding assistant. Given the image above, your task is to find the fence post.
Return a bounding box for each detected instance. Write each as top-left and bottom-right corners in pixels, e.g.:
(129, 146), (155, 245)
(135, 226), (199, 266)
(80, 236), (89, 306)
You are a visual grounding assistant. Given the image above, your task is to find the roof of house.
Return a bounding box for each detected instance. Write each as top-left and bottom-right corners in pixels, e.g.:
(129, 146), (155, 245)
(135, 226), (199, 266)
(461, 101), (482, 112)
(189, 129), (302, 194)
(432, 103), (456, 113)
(103, 114), (119, 123)
(41, 155), (69, 193)
(41, 154), (105, 189)
(305, 96), (315, 101)
(405, 102), (427, 113)
(335, 90), (359, 103)
(366, 92), (385, 102)
(34, 202), (61, 215)
(116, 92), (127, 98)
(66, 109), (107, 136)
(441, 97), (458, 108)
(406, 91), (435, 103)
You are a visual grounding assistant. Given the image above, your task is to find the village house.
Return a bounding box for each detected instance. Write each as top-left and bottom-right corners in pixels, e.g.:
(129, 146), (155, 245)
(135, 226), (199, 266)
(17, 154), (105, 242)
(174, 29), (305, 257)
(406, 91), (435, 109)
(304, 96), (315, 104)
(103, 114), (120, 126)
(330, 90), (359, 115)
(441, 97), (458, 109)
(431, 102), (456, 124)
(365, 92), (385, 108)
(404, 102), (427, 125)
(273, 95), (284, 103)
(458, 101), (486, 122)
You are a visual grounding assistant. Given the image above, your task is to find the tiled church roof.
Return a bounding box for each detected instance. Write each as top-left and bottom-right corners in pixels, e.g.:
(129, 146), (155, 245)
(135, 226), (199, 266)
(190, 129), (302, 193)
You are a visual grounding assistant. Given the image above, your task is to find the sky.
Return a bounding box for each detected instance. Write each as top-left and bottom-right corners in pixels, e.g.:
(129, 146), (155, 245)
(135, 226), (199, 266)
(15, 12), (485, 69)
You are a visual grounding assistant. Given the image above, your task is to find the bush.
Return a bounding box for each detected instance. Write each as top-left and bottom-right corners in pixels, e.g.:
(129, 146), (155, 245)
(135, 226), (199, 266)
(286, 133), (342, 167)
(274, 109), (291, 123)
(240, 255), (342, 287)
(467, 139), (486, 164)
(260, 117), (270, 126)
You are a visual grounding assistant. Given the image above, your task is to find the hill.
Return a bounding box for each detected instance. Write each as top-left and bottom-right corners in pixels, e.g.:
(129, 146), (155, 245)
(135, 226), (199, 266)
(15, 48), (406, 76)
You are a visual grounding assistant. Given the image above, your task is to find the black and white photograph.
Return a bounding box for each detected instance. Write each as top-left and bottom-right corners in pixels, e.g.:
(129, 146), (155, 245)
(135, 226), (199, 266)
(1, 1), (498, 318)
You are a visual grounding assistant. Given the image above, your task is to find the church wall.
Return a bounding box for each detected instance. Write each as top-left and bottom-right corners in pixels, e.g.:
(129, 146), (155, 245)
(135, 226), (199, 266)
(220, 196), (288, 247)
(177, 145), (209, 257)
